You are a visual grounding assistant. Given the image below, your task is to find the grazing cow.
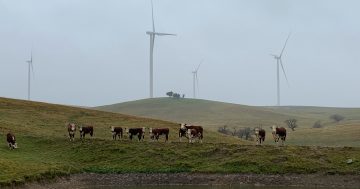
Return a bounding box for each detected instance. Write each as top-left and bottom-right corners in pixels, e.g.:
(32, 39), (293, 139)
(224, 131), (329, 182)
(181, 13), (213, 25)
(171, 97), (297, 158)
(6, 133), (17, 150)
(124, 127), (145, 141)
(271, 125), (286, 145)
(79, 125), (94, 139)
(178, 123), (203, 142)
(254, 128), (266, 145)
(67, 123), (76, 141)
(111, 126), (123, 140)
(149, 128), (169, 142)
(187, 128), (202, 143)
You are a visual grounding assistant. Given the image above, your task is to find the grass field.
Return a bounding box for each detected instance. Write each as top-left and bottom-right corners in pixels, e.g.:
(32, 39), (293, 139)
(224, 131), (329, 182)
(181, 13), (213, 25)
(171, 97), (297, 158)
(1, 97), (360, 186)
(96, 98), (360, 147)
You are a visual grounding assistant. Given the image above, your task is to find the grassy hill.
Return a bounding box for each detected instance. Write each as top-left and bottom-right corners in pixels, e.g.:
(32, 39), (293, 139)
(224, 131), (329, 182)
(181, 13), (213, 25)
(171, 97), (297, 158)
(1, 97), (359, 186)
(96, 98), (360, 147)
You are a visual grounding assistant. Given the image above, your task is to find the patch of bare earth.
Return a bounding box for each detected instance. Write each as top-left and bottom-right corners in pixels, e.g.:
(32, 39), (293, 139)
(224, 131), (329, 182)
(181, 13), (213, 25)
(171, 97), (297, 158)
(19, 173), (360, 189)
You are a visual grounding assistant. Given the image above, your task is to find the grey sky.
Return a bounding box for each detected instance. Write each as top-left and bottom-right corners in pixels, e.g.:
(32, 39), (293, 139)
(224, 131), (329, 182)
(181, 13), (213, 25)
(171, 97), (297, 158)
(0, 0), (359, 107)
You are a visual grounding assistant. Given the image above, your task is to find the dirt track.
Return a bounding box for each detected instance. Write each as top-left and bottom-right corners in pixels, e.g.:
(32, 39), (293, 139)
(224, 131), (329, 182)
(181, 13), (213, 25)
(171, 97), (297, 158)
(18, 173), (360, 189)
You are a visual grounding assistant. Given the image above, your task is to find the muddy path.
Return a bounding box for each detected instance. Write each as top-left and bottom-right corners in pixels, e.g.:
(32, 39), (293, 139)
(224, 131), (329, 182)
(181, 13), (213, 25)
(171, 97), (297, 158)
(17, 173), (360, 189)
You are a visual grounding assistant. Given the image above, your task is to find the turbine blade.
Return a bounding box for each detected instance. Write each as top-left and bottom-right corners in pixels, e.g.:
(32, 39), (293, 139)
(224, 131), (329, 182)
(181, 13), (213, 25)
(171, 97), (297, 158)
(154, 32), (176, 36)
(151, 0), (155, 32)
(279, 32), (291, 58)
(196, 60), (203, 72)
(280, 59), (289, 87)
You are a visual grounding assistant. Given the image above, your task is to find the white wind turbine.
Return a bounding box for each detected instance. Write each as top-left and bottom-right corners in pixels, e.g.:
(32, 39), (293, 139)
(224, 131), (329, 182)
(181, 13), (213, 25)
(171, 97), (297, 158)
(26, 50), (34, 100)
(270, 33), (291, 106)
(146, 0), (176, 98)
(192, 61), (203, 99)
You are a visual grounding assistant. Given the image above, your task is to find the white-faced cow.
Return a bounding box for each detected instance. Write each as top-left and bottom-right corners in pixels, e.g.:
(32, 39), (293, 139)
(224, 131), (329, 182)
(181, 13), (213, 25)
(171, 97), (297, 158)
(67, 123), (76, 141)
(149, 128), (169, 142)
(6, 133), (17, 150)
(271, 125), (286, 145)
(124, 127), (145, 141)
(179, 123), (203, 142)
(254, 128), (265, 145)
(187, 128), (202, 143)
(79, 125), (94, 139)
(111, 126), (123, 140)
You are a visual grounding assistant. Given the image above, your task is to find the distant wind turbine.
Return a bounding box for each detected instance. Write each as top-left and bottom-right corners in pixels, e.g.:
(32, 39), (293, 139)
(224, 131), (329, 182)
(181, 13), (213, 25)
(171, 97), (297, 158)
(270, 33), (291, 106)
(26, 50), (34, 101)
(192, 60), (203, 99)
(146, 0), (176, 98)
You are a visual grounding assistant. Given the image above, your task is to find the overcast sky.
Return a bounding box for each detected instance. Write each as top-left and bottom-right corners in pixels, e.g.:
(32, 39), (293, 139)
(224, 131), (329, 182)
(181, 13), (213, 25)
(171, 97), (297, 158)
(0, 0), (359, 107)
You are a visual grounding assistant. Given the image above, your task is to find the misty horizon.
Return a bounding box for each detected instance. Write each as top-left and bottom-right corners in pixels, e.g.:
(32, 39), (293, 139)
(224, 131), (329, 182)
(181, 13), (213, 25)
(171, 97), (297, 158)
(1, 0), (359, 107)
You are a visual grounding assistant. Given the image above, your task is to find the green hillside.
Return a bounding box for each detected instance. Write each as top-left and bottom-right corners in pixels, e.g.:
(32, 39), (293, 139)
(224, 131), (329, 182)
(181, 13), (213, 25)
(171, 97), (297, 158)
(0, 97), (360, 186)
(96, 98), (360, 147)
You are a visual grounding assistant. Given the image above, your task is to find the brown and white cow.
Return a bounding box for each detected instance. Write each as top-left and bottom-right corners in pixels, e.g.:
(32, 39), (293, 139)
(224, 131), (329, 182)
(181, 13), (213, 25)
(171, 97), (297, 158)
(6, 133), (17, 150)
(79, 125), (94, 139)
(67, 123), (76, 141)
(254, 128), (266, 145)
(149, 128), (169, 142)
(187, 128), (202, 143)
(179, 123), (203, 142)
(111, 126), (123, 140)
(271, 125), (286, 145)
(124, 127), (145, 141)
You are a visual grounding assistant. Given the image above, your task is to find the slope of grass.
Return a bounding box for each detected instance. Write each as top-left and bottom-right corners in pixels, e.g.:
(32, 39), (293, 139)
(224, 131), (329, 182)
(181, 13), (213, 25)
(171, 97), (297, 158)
(96, 98), (360, 147)
(1, 97), (360, 186)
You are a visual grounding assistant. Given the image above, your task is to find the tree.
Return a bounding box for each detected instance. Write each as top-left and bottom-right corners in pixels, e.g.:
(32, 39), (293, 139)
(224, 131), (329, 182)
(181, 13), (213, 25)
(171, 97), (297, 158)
(330, 114), (345, 123)
(237, 127), (252, 140)
(172, 93), (181, 99)
(166, 91), (173, 97)
(313, 120), (323, 128)
(285, 118), (298, 131)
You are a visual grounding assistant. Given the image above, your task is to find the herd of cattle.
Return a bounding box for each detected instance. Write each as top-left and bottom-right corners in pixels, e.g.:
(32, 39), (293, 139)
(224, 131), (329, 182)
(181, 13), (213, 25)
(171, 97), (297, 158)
(5, 123), (287, 150)
(67, 123), (203, 143)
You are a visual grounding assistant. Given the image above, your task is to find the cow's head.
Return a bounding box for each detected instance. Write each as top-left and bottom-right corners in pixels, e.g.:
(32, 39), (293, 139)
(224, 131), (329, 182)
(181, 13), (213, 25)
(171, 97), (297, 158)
(110, 126), (115, 132)
(254, 128), (259, 135)
(142, 127), (146, 133)
(271, 125), (278, 142)
(69, 123), (76, 131)
(79, 126), (83, 132)
(180, 123), (187, 130)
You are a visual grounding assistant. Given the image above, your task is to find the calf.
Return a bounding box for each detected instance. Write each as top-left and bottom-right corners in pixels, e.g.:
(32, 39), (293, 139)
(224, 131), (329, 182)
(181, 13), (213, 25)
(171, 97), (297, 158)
(271, 125), (286, 145)
(179, 123), (203, 142)
(125, 127), (145, 141)
(254, 128), (266, 145)
(187, 128), (202, 143)
(79, 125), (94, 139)
(67, 123), (76, 141)
(111, 126), (123, 140)
(6, 133), (17, 150)
(149, 128), (169, 142)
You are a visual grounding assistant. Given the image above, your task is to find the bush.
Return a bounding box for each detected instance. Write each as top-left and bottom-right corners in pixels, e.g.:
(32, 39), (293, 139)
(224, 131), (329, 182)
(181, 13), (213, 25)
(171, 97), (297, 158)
(313, 121), (323, 128)
(330, 114), (345, 123)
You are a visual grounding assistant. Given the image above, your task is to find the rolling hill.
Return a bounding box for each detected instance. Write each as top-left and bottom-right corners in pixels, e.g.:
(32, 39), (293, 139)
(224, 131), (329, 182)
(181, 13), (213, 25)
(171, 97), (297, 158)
(96, 98), (360, 147)
(0, 97), (359, 186)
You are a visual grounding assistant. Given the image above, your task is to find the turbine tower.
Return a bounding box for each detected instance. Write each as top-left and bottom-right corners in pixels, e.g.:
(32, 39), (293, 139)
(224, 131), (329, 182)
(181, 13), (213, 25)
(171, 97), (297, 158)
(192, 61), (203, 99)
(26, 50), (34, 101)
(146, 0), (176, 98)
(271, 33), (291, 106)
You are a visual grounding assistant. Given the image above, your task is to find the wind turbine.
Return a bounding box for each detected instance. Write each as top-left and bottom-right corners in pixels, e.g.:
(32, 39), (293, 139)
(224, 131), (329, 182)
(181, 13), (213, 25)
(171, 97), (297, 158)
(192, 60), (203, 99)
(26, 50), (34, 101)
(270, 33), (291, 106)
(146, 0), (176, 98)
